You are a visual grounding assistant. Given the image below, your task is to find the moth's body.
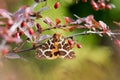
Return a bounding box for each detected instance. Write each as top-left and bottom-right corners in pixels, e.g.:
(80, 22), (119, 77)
(35, 33), (75, 59)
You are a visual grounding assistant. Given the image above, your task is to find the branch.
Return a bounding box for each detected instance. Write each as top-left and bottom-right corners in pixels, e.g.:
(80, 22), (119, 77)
(13, 30), (120, 53)
(66, 31), (120, 39)
(11, 43), (42, 53)
(41, 25), (66, 32)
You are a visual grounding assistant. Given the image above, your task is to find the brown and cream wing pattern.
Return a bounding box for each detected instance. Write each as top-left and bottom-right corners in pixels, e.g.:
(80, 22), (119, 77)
(35, 33), (75, 59)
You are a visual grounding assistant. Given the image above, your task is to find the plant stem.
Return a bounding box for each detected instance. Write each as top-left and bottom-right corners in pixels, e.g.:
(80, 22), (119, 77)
(14, 31), (120, 53)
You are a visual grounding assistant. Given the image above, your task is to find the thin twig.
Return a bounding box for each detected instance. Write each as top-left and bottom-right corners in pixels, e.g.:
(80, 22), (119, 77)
(12, 38), (29, 53)
(13, 43), (44, 53)
(66, 31), (120, 39)
(41, 25), (67, 32)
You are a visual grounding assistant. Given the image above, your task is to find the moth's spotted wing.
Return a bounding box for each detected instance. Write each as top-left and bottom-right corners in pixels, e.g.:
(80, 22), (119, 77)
(35, 33), (75, 60)
(58, 41), (76, 59)
(35, 41), (53, 59)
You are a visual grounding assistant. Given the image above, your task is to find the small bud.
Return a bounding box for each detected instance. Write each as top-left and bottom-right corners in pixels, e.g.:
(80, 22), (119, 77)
(93, 4), (99, 11)
(32, 43), (36, 49)
(2, 49), (9, 55)
(106, 4), (112, 10)
(91, 0), (99, 11)
(64, 17), (70, 25)
(15, 32), (20, 39)
(99, 2), (105, 8)
(29, 28), (34, 35)
(36, 23), (42, 33)
(69, 26), (76, 31)
(21, 21), (26, 28)
(114, 39), (120, 47)
(82, 0), (87, 3)
(54, 1), (60, 9)
(6, 23), (12, 29)
(68, 40), (74, 45)
(55, 18), (61, 25)
(21, 5), (27, 10)
(19, 31), (24, 36)
(76, 44), (82, 48)
(8, 19), (14, 25)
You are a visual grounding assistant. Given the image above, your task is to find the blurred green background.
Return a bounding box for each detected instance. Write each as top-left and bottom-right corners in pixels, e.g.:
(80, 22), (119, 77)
(1, 0), (120, 80)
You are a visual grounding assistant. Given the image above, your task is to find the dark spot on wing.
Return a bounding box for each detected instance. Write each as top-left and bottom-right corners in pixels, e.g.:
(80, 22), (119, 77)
(59, 51), (66, 56)
(47, 40), (50, 45)
(58, 44), (61, 49)
(50, 44), (55, 49)
(64, 55), (70, 59)
(50, 54), (52, 57)
(45, 51), (52, 57)
(69, 51), (75, 58)
(36, 49), (42, 55)
(39, 43), (49, 50)
(40, 55), (46, 59)
(54, 51), (60, 56)
(62, 41), (65, 45)
(63, 43), (71, 51)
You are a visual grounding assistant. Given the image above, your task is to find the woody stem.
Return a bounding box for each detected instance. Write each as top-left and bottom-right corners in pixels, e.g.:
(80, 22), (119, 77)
(66, 31), (120, 39)
(13, 31), (120, 53)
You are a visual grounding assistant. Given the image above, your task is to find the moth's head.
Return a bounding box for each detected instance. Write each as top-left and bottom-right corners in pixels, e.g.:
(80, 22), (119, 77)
(53, 33), (61, 42)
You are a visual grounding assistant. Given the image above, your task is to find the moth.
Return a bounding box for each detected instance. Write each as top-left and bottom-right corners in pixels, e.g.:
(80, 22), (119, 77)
(35, 33), (75, 59)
